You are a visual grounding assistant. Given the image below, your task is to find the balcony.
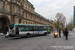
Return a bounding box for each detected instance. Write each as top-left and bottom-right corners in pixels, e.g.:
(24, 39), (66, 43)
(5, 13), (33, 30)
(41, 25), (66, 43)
(0, 8), (12, 15)
(13, 13), (23, 17)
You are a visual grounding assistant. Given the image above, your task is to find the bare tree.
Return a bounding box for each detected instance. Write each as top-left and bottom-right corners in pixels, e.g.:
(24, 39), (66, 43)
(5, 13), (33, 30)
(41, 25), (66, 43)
(55, 13), (66, 28)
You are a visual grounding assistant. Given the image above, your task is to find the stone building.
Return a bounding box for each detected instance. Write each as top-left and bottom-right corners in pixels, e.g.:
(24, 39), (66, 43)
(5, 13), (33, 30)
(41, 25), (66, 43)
(0, 0), (54, 33)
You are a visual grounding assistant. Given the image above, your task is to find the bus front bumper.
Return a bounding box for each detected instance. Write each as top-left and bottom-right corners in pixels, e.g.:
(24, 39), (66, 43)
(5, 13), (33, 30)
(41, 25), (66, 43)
(47, 32), (51, 34)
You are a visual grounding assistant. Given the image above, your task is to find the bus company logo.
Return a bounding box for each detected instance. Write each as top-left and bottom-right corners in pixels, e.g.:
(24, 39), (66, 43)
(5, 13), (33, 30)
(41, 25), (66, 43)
(34, 31), (38, 34)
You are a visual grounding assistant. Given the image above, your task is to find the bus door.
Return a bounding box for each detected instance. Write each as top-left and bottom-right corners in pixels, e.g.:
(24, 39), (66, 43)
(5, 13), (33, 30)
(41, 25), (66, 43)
(16, 26), (19, 35)
(33, 26), (39, 35)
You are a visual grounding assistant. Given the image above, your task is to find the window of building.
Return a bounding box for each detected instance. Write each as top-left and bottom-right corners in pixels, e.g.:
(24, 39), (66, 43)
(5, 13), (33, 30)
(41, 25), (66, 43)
(31, 14), (32, 19)
(1, 1), (5, 11)
(24, 4), (26, 8)
(19, 19), (21, 23)
(21, 3), (24, 6)
(18, 7), (20, 15)
(18, 0), (20, 2)
(26, 12), (27, 18)
(24, 0), (27, 1)
(13, 0), (17, 3)
(23, 21), (25, 24)
(40, 18), (41, 21)
(27, 5), (29, 9)
(29, 22), (30, 24)
(26, 4), (27, 8)
(26, 21), (27, 24)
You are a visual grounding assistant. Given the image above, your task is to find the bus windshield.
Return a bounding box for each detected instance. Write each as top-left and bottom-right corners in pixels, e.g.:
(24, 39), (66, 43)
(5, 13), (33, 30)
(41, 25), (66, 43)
(9, 25), (14, 29)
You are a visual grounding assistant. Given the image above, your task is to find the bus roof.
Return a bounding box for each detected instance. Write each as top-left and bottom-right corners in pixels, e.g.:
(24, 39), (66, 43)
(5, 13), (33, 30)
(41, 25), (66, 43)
(14, 24), (50, 26)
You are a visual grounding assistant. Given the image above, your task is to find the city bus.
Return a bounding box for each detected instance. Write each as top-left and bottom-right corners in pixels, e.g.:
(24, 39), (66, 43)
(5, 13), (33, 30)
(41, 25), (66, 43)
(5, 24), (51, 38)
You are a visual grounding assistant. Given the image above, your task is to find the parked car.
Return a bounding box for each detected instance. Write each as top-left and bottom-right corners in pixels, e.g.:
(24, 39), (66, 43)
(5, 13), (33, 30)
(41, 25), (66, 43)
(0, 33), (4, 36)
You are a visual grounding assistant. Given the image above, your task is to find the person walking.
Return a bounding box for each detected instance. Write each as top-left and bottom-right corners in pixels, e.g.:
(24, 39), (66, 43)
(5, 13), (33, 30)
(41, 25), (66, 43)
(59, 29), (61, 38)
(64, 28), (69, 40)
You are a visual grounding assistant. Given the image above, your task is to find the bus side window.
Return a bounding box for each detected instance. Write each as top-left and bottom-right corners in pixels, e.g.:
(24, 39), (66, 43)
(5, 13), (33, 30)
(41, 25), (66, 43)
(39, 26), (43, 31)
(19, 27), (25, 32)
(33, 27), (38, 31)
(25, 26), (33, 31)
(26, 27), (29, 31)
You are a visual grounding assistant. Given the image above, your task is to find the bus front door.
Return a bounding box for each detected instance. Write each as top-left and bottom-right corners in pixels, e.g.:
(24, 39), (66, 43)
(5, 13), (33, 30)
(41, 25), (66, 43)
(16, 28), (19, 35)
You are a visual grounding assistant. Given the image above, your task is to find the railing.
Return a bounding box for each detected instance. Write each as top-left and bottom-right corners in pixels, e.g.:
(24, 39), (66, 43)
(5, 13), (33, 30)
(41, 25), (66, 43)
(0, 8), (12, 14)
(14, 13), (23, 17)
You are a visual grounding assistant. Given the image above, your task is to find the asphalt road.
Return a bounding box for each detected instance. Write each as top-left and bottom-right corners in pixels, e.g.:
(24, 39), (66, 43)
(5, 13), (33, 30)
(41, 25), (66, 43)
(0, 31), (75, 50)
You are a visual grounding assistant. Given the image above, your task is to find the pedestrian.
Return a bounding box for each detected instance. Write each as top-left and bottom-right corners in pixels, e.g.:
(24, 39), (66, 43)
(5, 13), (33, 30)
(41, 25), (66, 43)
(59, 29), (61, 38)
(64, 28), (69, 40)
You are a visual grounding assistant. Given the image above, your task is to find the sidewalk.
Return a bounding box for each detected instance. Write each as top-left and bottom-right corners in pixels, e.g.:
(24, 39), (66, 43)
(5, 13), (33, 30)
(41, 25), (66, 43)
(69, 31), (75, 36)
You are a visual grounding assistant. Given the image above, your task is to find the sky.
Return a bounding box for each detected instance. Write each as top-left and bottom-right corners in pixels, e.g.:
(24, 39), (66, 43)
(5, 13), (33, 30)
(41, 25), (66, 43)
(28, 0), (75, 24)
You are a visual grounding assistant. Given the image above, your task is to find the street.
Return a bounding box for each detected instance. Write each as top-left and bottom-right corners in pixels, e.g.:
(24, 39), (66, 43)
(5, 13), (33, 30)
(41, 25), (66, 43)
(0, 31), (75, 50)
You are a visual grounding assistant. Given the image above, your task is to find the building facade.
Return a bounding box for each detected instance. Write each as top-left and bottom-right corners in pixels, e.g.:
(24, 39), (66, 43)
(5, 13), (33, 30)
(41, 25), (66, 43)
(0, 0), (54, 33)
(73, 6), (75, 31)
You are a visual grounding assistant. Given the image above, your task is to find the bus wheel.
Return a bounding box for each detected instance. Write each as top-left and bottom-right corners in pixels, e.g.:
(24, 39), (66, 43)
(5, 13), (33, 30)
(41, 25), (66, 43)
(5, 35), (9, 38)
(27, 33), (31, 38)
(5, 36), (7, 38)
(44, 32), (47, 36)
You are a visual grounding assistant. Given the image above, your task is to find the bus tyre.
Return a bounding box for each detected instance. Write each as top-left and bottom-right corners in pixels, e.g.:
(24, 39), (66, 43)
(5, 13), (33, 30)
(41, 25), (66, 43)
(27, 33), (31, 38)
(44, 32), (47, 36)
(5, 35), (9, 38)
(5, 36), (7, 38)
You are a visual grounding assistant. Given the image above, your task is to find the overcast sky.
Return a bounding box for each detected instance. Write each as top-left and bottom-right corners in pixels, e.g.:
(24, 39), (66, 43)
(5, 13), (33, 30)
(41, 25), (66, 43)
(28, 0), (75, 23)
